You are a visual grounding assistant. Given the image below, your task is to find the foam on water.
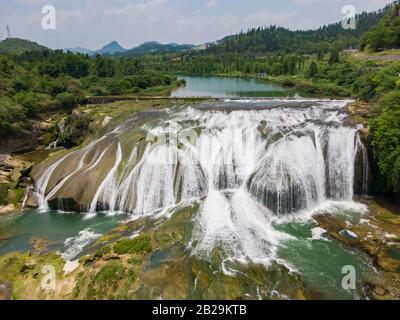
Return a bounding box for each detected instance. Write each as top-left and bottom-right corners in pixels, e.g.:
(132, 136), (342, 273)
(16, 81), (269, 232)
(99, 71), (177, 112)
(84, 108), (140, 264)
(62, 228), (101, 261)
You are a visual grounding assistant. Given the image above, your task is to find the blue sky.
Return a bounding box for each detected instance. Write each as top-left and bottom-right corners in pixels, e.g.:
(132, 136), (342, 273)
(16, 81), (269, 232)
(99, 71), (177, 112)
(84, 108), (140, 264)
(0, 0), (394, 50)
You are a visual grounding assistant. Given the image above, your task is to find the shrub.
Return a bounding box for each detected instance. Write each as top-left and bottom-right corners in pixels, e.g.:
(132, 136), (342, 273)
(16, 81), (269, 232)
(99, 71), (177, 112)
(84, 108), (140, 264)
(14, 92), (42, 116)
(371, 91), (400, 193)
(106, 81), (123, 95)
(56, 92), (78, 109)
(113, 234), (152, 255)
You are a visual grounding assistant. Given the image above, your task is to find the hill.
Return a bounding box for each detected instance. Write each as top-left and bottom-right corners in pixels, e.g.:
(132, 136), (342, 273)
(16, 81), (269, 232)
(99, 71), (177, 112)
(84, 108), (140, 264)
(0, 38), (48, 54)
(361, 2), (400, 51)
(117, 41), (194, 56)
(97, 41), (127, 55)
(205, 3), (394, 54)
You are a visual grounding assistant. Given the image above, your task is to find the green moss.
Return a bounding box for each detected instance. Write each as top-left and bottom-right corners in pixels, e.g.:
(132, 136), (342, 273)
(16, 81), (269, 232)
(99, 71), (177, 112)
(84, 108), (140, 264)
(0, 182), (9, 206)
(155, 205), (198, 250)
(73, 272), (84, 298)
(376, 211), (400, 225)
(94, 245), (112, 258)
(94, 234), (120, 246)
(0, 251), (65, 300)
(11, 187), (24, 206)
(85, 261), (126, 300)
(113, 234), (152, 255)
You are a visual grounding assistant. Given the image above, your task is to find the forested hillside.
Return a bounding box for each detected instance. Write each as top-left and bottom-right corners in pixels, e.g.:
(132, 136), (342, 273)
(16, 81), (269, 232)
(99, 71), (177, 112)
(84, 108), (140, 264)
(205, 4), (392, 55)
(361, 2), (400, 51)
(0, 38), (47, 54)
(0, 50), (180, 139)
(116, 41), (194, 57)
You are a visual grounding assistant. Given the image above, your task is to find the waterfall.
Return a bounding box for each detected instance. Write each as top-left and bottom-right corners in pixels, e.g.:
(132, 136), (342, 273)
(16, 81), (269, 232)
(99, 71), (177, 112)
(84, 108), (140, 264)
(89, 143), (122, 213)
(34, 100), (368, 214)
(36, 152), (75, 211)
(33, 99), (369, 264)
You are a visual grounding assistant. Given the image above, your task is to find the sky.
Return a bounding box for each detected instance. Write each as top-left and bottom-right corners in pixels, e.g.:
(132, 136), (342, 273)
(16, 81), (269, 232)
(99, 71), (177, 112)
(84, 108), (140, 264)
(0, 0), (395, 50)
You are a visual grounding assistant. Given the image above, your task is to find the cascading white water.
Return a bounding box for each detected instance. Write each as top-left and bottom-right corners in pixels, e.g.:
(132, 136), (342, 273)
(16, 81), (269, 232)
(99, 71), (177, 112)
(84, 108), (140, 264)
(34, 99), (369, 264)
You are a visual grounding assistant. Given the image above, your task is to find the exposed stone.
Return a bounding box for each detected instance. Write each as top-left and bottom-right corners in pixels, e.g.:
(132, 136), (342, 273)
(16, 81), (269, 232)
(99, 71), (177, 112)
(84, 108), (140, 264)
(56, 109), (90, 148)
(339, 229), (358, 240)
(0, 204), (15, 216)
(0, 153), (33, 213)
(0, 280), (12, 300)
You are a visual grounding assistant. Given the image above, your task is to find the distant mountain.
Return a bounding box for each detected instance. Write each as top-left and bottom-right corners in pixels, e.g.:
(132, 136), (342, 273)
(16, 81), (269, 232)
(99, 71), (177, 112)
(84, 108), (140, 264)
(117, 41), (194, 56)
(64, 41), (126, 56)
(63, 40), (193, 57)
(0, 38), (48, 54)
(97, 41), (127, 55)
(64, 47), (93, 55)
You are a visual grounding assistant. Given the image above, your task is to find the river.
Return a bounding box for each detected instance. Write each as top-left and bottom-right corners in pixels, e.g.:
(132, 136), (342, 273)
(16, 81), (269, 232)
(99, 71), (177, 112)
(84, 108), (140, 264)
(0, 77), (374, 299)
(171, 75), (298, 98)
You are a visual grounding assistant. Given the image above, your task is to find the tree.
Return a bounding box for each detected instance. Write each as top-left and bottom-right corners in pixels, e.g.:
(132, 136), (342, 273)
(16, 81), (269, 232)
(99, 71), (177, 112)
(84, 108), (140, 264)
(371, 91), (400, 193)
(361, 3), (400, 52)
(307, 61), (318, 78)
(328, 48), (340, 65)
(106, 81), (123, 95)
(56, 93), (78, 109)
(63, 54), (90, 78)
(14, 92), (41, 117)
(95, 56), (116, 78)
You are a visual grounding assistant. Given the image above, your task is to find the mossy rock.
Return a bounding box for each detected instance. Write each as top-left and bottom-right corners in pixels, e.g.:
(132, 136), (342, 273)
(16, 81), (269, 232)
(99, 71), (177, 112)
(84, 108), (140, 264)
(0, 182), (9, 206)
(0, 251), (66, 300)
(113, 234), (152, 255)
(154, 205), (198, 250)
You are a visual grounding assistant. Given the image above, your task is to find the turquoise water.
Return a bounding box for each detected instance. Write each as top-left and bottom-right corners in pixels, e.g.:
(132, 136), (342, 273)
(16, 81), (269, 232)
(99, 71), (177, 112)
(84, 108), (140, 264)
(0, 207), (372, 299)
(0, 210), (126, 259)
(171, 76), (297, 98)
(276, 220), (370, 300)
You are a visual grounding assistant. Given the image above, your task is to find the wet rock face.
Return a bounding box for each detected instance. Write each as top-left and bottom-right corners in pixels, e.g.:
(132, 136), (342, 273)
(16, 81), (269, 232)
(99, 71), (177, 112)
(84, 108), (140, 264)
(0, 153), (32, 213)
(34, 101), (369, 216)
(56, 109), (90, 148)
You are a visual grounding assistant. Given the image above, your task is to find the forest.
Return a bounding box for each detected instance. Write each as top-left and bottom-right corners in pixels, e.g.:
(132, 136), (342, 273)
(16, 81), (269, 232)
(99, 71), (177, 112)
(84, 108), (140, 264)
(0, 49), (181, 138)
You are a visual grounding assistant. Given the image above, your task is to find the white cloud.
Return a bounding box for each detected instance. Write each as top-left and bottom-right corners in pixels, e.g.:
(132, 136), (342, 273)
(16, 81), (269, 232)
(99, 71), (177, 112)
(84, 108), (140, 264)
(206, 0), (217, 8)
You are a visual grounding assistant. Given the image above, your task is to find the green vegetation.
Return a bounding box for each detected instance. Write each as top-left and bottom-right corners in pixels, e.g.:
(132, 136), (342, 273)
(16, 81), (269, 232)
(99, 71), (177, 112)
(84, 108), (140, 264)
(113, 234), (152, 255)
(361, 3), (400, 51)
(371, 91), (400, 193)
(0, 48), (181, 138)
(204, 7), (389, 55)
(0, 38), (47, 54)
